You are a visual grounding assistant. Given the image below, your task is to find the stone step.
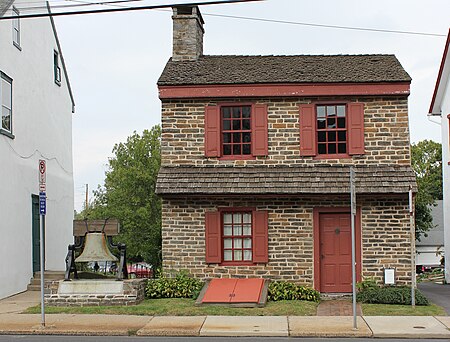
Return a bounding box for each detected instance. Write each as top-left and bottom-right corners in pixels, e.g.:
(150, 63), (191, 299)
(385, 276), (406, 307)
(27, 271), (65, 291)
(27, 284), (41, 291)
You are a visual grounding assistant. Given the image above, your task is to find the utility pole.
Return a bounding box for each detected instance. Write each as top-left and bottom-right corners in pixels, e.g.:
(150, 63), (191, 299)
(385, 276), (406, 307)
(85, 184), (88, 210)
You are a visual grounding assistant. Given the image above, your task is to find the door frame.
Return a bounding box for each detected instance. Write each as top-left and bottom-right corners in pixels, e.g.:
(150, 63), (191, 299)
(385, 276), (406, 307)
(313, 207), (362, 292)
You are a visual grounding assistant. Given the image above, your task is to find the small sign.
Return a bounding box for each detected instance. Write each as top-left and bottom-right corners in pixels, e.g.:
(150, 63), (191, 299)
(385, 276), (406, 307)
(39, 160), (46, 185)
(384, 268), (396, 285)
(39, 192), (46, 215)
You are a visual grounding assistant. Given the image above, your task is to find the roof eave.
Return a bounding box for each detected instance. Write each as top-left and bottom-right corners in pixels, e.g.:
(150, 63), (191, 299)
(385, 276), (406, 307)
(429, 28), (450, 116)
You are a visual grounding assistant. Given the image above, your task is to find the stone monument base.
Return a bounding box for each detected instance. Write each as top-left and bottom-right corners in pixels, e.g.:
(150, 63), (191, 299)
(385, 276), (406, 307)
(45, 278), (147, 306)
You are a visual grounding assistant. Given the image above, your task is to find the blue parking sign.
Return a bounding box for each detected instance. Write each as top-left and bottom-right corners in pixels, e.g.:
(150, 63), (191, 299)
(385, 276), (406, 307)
(39, 192), (46, 215)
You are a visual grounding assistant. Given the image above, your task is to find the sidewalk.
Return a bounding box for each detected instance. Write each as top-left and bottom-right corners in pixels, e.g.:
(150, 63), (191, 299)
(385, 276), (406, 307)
(0, 291), (449, 338)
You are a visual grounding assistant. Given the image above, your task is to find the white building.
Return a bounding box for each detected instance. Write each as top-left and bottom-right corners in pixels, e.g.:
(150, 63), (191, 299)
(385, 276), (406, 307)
(429, 29), (450, 283)
(0, 1), (74, 299)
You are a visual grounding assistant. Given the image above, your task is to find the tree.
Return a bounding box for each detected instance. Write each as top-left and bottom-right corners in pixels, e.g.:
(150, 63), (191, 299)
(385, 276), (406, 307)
(411, 140), (442, 241)
(81, 125), (162, 267)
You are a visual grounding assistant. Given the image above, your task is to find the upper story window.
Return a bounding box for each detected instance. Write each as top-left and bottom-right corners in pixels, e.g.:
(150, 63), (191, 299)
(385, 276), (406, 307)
(222, 106), (252, 156)
(12, 7), (20, 49)
(204, 103), (268, 159)
(317, 104), (347, 156)
(1, 72), (13, 137)
(54, 50), (61, 85)
(299, 102), (365, 158)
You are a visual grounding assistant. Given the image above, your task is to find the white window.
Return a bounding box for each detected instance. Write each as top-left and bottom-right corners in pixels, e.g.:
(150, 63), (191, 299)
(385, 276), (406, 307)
(1, 73), (13, 135)
(12, 7), (20, 49)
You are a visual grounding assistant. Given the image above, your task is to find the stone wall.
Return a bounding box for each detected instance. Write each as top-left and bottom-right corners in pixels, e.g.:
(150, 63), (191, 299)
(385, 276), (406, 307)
(160, 96), (410, 166)
(161, 196), (413, 288)
(45, 279), (147, 307)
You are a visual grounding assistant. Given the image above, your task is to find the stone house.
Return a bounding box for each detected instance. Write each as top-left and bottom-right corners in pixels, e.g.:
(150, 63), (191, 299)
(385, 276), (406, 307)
(156, 6), (417, 293)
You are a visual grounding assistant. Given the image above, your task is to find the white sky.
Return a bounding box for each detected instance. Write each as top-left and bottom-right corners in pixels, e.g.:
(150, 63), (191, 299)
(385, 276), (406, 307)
(49, 0), (449, 211)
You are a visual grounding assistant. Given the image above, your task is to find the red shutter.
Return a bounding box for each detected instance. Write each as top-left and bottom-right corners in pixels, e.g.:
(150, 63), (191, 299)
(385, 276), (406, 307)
(299, 104), (317, 156)
(348, 102), (365, 155)
(252, 104), (268, 156)
(204, 106), (221, 157)
(205, 211), (221, 263)
(253, 210), (268, 263)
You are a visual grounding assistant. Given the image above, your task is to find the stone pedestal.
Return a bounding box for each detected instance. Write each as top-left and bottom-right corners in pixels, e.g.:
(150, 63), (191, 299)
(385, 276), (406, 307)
(45, 278), (147, 306)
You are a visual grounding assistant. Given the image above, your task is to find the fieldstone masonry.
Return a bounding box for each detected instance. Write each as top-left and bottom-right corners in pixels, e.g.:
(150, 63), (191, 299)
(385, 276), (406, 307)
(45, 279), (147, 306)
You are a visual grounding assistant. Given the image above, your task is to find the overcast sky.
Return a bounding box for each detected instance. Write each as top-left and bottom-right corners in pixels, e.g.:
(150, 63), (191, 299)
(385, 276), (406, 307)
(48, 0), (449, 211)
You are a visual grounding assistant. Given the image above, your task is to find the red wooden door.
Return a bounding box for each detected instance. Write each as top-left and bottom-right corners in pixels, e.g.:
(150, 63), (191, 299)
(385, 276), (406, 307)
(319, 213), (352, 293)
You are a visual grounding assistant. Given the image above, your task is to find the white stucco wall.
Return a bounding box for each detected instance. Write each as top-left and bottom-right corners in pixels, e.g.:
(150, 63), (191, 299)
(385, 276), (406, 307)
(0, 1), (74, 299)
(440, 82), (450, 283)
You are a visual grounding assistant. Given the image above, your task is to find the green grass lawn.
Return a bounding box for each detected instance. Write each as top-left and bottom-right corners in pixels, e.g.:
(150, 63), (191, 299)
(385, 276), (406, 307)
(26, 299), (318, 316)
(362, 303), (447, 316)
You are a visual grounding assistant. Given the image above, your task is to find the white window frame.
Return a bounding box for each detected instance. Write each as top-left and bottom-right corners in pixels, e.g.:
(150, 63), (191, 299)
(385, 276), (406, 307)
(12, 6), (20, 49)
(1, 72), (13, 136)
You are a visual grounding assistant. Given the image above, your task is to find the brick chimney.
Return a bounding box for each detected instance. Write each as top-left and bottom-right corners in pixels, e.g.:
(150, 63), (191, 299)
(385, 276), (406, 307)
(172, 6), (204, 61)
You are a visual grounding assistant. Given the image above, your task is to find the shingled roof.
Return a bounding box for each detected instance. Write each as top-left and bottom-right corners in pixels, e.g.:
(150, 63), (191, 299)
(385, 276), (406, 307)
(156, 165), (417, 196)
(158, 55), (411, 86)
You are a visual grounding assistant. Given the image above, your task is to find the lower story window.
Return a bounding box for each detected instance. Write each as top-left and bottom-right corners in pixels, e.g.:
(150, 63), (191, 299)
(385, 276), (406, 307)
(223, 211), (252, 262)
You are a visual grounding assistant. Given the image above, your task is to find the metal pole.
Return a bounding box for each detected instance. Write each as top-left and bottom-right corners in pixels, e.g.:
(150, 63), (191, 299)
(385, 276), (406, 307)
(409, 186), (416, 307)
(350, 167), (357, 329)
(39, 214), (45, 326)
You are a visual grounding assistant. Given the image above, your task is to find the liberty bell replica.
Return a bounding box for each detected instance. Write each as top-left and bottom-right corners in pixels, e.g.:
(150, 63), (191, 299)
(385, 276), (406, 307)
(65, 219), (128, 280)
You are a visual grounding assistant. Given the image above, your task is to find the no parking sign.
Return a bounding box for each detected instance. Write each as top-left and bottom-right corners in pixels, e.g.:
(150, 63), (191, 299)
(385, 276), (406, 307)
(39, 160), (46, 215)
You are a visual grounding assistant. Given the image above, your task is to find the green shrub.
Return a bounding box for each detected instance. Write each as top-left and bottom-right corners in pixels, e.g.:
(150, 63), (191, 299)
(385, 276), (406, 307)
(268, 281), (320, 302)
(146, 272), (204, 299)
(357, 286), (429, 306)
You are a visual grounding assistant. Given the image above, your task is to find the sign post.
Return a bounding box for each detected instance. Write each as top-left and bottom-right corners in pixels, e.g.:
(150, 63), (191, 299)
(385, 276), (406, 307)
(409, 185), (416, 307)
(350, 167), (357, 330)
(38, 160), (46, 327)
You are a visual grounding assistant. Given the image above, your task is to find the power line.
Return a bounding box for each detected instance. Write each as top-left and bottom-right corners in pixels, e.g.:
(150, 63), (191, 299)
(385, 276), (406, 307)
(0, 0), (263, 19)
(202, 12), (447, 38)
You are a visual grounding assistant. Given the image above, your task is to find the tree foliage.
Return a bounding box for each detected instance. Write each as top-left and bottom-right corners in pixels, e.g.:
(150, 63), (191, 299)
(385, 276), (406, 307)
(411, 140), (442, 241)
(79, 125), (162, 267)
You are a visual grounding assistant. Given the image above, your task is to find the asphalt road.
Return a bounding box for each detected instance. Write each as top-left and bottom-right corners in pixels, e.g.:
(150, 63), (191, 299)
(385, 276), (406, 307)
(0, 338), (443, 342)
(418, 281), (450, 314)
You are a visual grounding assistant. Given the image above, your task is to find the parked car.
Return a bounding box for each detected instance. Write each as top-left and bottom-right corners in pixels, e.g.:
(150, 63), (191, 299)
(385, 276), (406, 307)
(127, 263), (153, 278)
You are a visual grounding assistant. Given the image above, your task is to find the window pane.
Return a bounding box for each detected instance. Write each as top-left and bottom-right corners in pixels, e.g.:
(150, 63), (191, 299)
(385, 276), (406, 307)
(2, 79), (11, 108)
(234, 238), (242, 248)
(232, 120), (241, 130)
(234, 250), (242, 261)
(223, 133), (231, 143)
(222, 107), (231, 118)
(232, 107), (241, 118)
(327, 106), (336, 116)
(242, 119), (251, 130)
(224, 225), (232, 236)
(242, 106), (251, 118)
(2, 107), (11, 131)
(243, 250), (252, 261)
(338, 143), (346, 154)
(223, 120), (231, 130)
(327, 131), (336, 142)
(233, 213), (242, 224)
(327, 118), (336, 128)
(224, 214), (232, 224)
(243, 144), (251, 155)
(328, 143), (336, 154)
(233, 225), (242, 236)
(337, 118), (346, 128)
(224, 239), (232, 248)
(243, 238), (252, 248)
(233, 132), (241, 143)
(233, 144), (241, 155)
(337, 105), (346, 117)
(242, 132), (251, 143)
(223, 145), (231, 155)
(243, 213), (251, 223)
(317, 106), (326, 118)
(243, 224), (251, 235)
(318, 131), (326, 142)
(224, 250), (232, 261)
(318, 143), (326, 154)
(317, 118), (326, 129)
(338, 131), (346, 142)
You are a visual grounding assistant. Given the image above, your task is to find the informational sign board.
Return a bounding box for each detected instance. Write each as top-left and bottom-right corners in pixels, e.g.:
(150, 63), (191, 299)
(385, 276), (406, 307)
(38, 160), (46, 215)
